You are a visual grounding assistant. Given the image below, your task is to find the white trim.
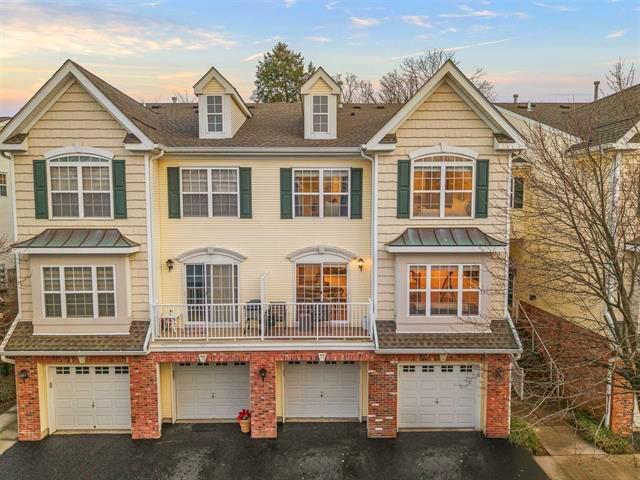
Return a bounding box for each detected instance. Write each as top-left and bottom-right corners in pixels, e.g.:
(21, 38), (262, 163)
(496, 106), (580, 141)
(4, 350), (146, 356)
(0, 61), (155, 149)
(177, 246), (246, 264)
(44, 146), (115, 160)
(385, 245), (506, 253)
(304, 94), (338, 140)
(365, 61), (526, 150)
(149, 342), (375, 352)
(408, 143), (479, 160)
(193, 66), (251, 117)
(300, 67), (341, 95)
(292, 167), (350, 218)
(14, 247), (140, 255)
(158, 146), (362, 155)
(376, 348), (521, 354)
(287, 245), (357, 262)
(620, 120), (640, 143)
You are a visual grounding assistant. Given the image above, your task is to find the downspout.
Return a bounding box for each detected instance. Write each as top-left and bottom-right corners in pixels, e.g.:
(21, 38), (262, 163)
(146, 148), (164, 342)
(360, 146), (378, 349)
(1, 150), (18, 365)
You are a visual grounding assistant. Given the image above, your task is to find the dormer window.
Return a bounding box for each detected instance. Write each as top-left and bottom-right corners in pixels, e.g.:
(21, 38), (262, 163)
(207, 96), (223, 133)
(312, 96), (329, 133)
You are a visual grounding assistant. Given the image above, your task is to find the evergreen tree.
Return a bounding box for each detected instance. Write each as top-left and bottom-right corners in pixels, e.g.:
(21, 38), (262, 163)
(253, 42), (313, 103)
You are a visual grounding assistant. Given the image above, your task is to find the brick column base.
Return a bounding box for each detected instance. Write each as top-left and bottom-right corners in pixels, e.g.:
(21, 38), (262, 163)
(610, 372), (634, 437)
(15, 357), (44, 441)
(250, 353), (277, 438)
(129, 356), (160, 440)
(485, 355), (511, 438)
(367, 356), (397, 438)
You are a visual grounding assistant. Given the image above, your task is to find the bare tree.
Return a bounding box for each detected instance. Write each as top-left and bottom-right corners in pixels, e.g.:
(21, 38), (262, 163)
(334, 72), (377, 103)
(378, 49), (496, 103)
(509, 63), (640, 435)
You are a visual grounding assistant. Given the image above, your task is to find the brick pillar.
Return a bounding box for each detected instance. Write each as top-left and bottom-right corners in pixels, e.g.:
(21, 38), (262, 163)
(250, 353), (277, 438)
(367, 355), (397, 438)
(610, 372), (634, 437)
(129, 356), (160, 440)
(485, 355), (511, 438)
(15, 357), (44, 441)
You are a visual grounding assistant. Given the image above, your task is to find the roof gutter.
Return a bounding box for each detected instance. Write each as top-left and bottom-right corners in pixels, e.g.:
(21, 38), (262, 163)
(156, 146), (362, 156)
(2, 350), (149, 357)
(374, 348), (522, 355)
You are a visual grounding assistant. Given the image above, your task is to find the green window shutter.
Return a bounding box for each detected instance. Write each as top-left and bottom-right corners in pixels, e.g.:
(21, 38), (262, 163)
(239, 167), (252, 218)
(350, 167), (363, 219)
(513, 176), (524, 210)
(280, 168), (292, 219)
(475, 159), (489, 218)
(167, 167), (181, 218)
(33, 160), (48, 219)
(112, 160), (127, 219)
(396, 159), (411, 219)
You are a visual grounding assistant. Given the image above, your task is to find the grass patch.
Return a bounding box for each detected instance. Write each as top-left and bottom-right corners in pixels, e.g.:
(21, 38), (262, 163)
(570, 411), (633, 454)
(509, 417), (547, 455)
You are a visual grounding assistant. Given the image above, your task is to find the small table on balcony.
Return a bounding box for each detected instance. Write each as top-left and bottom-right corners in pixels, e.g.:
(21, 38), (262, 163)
(160, 311), (181, 335)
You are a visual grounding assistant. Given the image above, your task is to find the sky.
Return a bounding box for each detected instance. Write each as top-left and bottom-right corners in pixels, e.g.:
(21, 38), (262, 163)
(0, 0), (639, 115)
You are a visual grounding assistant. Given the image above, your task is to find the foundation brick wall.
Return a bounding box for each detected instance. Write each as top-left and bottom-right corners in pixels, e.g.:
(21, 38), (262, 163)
(249, 353), (277, 438)
(484, 354), (512, 438)
(367, 355), (397, 438)
(520, 302), (634, 436)
(14, 357), (42, 441)
(129, 355), (161, 440)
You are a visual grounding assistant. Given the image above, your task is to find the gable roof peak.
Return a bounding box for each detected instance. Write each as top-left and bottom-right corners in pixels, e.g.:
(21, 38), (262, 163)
(301, 67), (341, 95)
(192, 66), (252, 117)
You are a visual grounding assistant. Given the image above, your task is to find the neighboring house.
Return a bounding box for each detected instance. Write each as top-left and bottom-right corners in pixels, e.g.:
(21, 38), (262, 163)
(0, 116), (15, 293)
(0, 60), (524, 442)
(497, 87), (640, 435)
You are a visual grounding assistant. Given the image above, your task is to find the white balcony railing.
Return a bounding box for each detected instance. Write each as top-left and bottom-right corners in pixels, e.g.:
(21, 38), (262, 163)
(152, 301), (373, 341)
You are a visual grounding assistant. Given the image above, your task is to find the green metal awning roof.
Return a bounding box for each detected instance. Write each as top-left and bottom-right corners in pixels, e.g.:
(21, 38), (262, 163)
(386, 228), (506, 253)
(13, 229), (140, 254)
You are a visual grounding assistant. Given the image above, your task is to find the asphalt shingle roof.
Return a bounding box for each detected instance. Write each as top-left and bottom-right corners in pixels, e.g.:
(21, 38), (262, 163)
(3, 321), (149, 353)
(376, 319), (520, 351)
(13, 228), (139, 249)
(387, 228), (506, 248)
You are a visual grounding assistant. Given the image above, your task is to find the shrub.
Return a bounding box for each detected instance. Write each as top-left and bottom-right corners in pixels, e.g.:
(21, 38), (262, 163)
(509, 417), (546, 455)
(571, 411), (633, 454)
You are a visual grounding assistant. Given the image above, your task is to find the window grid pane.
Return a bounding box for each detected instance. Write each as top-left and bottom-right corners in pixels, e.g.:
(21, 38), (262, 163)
(413, 166), (441, 217)
(211, 169), (238, 217)
(294, 170), (320, 217)
(444, 166), (473, 217)
(0, 173), (6, 196)
(182, 169), (209, 217)
(313, 96), (329, 133)
(207, 96), (223, 132)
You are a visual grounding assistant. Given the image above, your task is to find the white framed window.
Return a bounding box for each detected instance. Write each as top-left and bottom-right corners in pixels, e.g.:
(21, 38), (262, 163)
(48, 155), (112, 218)
(181, 167), (239, 218)
(207, 95), (223, 133)
(408, 264), (481, 317)
(312, 96), (329, 133)
(295, 263), (348, 303)
(42, 265), (116, 319)
(185, 263), (239, 323)
(0, 172), (6, 197)
(412, 155), (474, 218)
(293, 168), (349, 218)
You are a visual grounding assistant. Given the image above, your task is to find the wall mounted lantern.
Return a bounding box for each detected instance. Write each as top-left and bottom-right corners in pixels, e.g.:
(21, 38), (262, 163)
(166, 259), (174, 272)
(259, 368), (267, 382)
(357, 258), (365, 272)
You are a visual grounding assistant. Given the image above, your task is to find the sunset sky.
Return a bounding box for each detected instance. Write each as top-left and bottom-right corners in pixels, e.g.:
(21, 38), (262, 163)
(0, 0), (638, 115)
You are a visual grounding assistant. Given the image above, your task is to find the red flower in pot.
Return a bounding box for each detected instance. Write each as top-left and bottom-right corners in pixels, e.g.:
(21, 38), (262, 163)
(237, 409), (251, 433)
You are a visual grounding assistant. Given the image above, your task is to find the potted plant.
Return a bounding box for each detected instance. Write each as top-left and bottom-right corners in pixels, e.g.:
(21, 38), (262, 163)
(237, 409), (251, 433)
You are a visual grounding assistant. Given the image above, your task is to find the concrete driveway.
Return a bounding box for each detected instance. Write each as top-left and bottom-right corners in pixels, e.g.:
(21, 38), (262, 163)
(0, 423), (548, 480)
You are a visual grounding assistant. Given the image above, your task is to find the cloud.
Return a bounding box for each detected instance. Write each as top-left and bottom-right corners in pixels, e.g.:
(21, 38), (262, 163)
(243, 52), (265, 62)
(605, 30), (626, 39)
(282, 0), (296, 7)
(441, 28), (458, 33)
(402, 15), (432, 28)
(254, 35), (283, 44)
(305, 36), (332, 43)
(0, 1), (236, 59)
(392, 38), (511, 60)
(142, 2), (160, 6)
(350, 17), (381, 27)
(533, 2), (572, 11)
(469, 24), (491, 33)
(325, 1), (339, 9)
(440, 6), (498, 18)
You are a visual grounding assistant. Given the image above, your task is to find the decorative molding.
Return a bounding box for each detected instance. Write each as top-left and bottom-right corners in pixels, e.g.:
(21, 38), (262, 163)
(176, 246), (246, 264)
(409, 143), (479, 160)
(43, 145), (115, 160)
(287, 245), (357, 263)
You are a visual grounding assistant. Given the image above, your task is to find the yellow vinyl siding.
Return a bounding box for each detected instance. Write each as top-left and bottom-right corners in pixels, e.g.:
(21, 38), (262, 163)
(155, 157), (372, 305)
(37, 363), (49, 434)
(276, 362), (283, 418)
(159, 363), (173, 421)
(13, 81), (149, 325)
(307, 78), (333, 95)
(201, 77), (225, 94)
(376, 80), (510, 323)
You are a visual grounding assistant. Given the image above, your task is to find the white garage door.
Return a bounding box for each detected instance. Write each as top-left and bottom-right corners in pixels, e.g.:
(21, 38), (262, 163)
(284, 361), (360, 419)
(398, 364), (480, 429)
(50, 365), (131, 431)
(175, 362), (249, 420)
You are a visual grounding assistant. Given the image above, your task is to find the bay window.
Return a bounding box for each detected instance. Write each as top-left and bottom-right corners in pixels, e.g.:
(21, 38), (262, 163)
(43, 266), (115, 318)
(412, 155), (474, 218)
(408, 264), (480, 317)
(49, 155), (111, 218)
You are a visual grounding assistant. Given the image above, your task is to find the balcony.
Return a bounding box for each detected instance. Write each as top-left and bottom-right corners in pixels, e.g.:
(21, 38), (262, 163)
(151, 301), (373, 342)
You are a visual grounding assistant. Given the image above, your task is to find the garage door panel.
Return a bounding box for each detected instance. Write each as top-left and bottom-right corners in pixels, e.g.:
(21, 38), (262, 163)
(399, 364), (479, 429)
(175, 363), (249, 419)
(284, 363), (359, 419)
